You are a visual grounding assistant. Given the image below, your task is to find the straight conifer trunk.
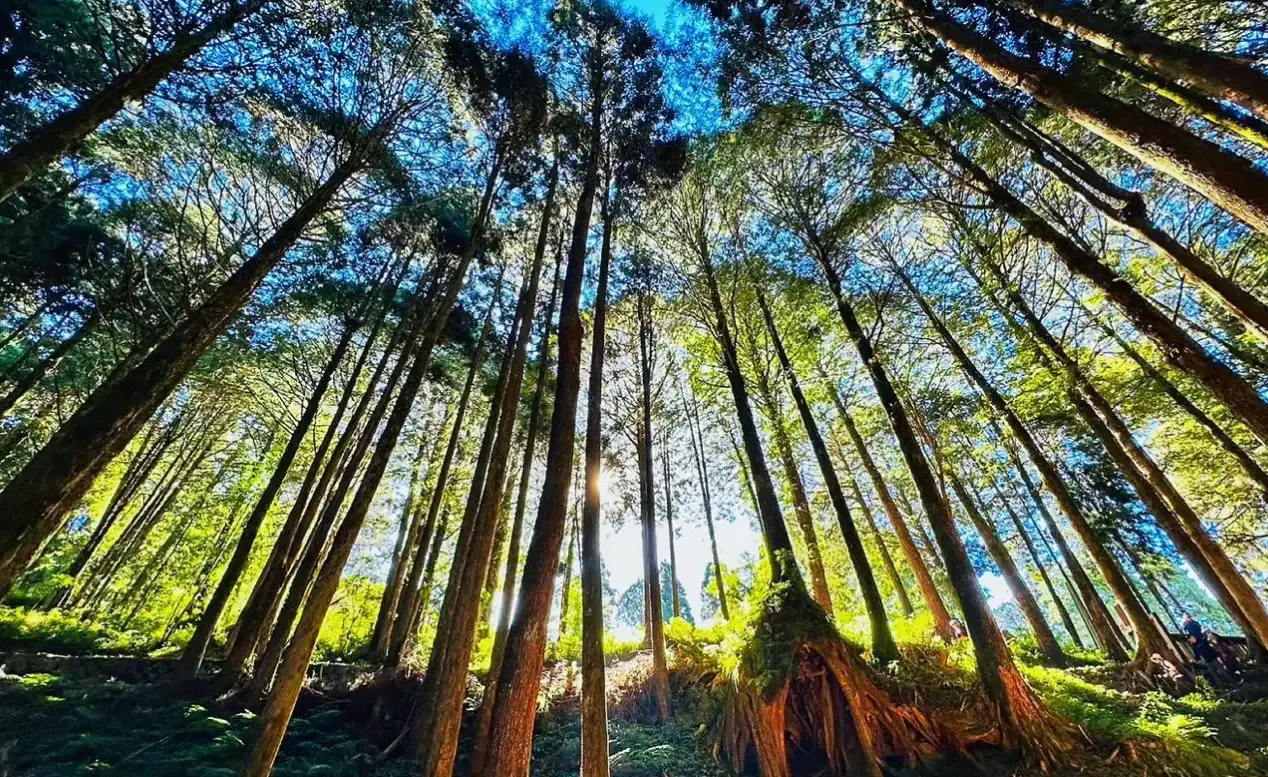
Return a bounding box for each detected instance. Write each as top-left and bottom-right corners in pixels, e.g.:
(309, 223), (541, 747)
(580, 199), (618, 772)
(840, 458), (915, 617)
(684, 391), (730, 619)
(242, 146), (489, 774)
(949, 471), (1064, 664)
(756, 288), (897, 660)
(895, 258), (1128, 657)
(177, 313), (362, 678)
(1006, 0), (1268, 122)
(866, 72), (1268, 449)
(0, 146), (374, 597)
(892, 0), (1268, 236)
(411, 158), (548, 777)
(478, 76), (603, 777)
(661, 439), (681, 620)
(469, 255), (561, 776)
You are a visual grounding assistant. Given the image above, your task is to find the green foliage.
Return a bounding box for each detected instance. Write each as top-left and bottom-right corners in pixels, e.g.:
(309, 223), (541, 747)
(0, 606), (155, 655)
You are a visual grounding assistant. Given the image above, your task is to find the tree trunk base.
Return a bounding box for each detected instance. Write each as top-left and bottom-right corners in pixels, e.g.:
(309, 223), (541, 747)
(713, 589), (956, 777)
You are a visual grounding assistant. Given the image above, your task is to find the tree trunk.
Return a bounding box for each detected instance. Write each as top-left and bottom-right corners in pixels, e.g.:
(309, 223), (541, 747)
(478, 78), (603, 776)
(0, 144), (377, 597)
(894, 249), (1132, 658)
(636, 271), (671, 720)
(756, 287), (897, 660)
(177, 313), (362, 678)
(868, 72), (1268, 449)
(684, 389), (729, 620)
(979, 251), (1257, 659)
(369, 433), (433, 659)
(468, 255), (559, 776)
(892, 0), (1268, 237)
(840, 456), (915, 617)
(820, 258), (1064, 747)
(241, 140), (489, 775)
(1006, 0), (1268, 122)
(1074, 393), (1268, 652)
(410, 154), (548, 777)
(983, 474), (1085, 650)
(222, 296), (401, 683)
(0, 0), (266, 204)
(661, 435), (681, 620)
(579, 239), (612, 776)
(835, 398), (954, 640)
(558, 514), (577, 638)
(769, 408), (834, 614)
(1085, 304), (1268, 496)
(387, 289), (502, 665)
(977, 96), (1268, 342)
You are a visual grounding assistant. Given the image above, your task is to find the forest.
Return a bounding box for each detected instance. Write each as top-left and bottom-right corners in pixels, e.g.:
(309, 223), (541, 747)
(1, 0), (1268, 774)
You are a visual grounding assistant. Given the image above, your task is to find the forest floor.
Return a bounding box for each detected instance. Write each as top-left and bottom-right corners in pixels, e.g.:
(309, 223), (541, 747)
(0, 642), (1266, 776)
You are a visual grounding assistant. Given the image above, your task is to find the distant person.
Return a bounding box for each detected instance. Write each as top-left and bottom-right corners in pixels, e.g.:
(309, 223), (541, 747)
(1206, 630), (1242, 677)
(949, 619), (967, 640)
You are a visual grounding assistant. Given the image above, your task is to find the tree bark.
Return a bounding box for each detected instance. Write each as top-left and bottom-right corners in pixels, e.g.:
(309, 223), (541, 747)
(468, 253), (560, 776)
(1006, 0), (1268, 122)
(478, 75), (603, 776)
(756, 287), (897, 660)
(1084, 304), (1268, 496)
(0, 143), (376, 597)
(241, 144), (488, 775)
(840, 455), (915, 617)
(892, 0), (1268, 237)
(867, 68), (1268, 450)
(0, 0), (266, 204)
(635, 266), (671, 720)
(661, 435), (681, 620)
(369, 433), (433, 659)
(410, 156), (548, 777)
(981, 473), (1086, 650)
(387, 290), (501, 665)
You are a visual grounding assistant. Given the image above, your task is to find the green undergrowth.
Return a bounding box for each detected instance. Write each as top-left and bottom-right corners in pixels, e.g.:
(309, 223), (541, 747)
(0, 671), (407, 777)
(0, 606), (158, 656)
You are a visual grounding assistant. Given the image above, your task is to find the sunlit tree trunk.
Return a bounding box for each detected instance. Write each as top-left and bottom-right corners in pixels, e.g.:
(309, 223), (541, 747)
(178, 311), (365, 679)
(839, 454), (915, 617)
(981, 253), (1265, 657)
(469, 255), (561, 775)
(892, 0), (1268, 236)
(0, 142), (379, 597)
(241, 140), (490, 775)
(869, 74), (1268, 450)
(819, 255), (1066, 746)
(756, 287), (897, 660)
(978, 473), (1086, 650)
(412, 151), (549, 777)
(0, 0), (266, 205)
(1084, 305), (1268, 497)
(635, 264), (671, 720)
(479, 75), (603, 776)
(1005, 0), (1268, 122)
(387, 289), (502, 665)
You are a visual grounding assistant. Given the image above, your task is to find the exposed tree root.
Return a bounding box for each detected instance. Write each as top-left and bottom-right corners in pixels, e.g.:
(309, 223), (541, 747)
(712, 588), (960, 777)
